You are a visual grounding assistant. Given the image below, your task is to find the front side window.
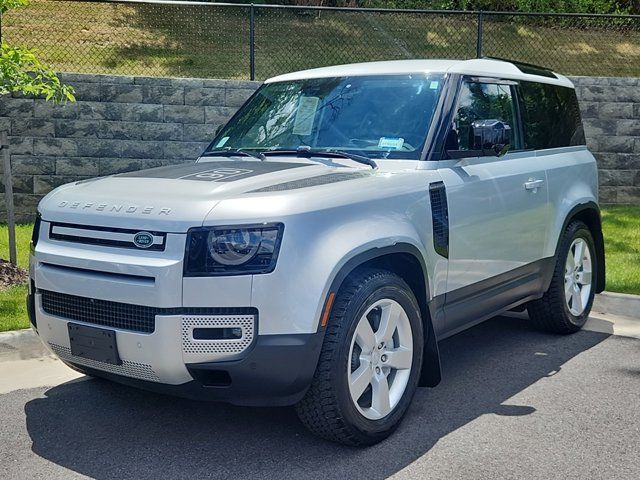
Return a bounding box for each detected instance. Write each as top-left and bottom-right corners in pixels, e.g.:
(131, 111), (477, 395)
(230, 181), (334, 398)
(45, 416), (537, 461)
(208, 74), (444, 160)
(445, 81), (521, 157)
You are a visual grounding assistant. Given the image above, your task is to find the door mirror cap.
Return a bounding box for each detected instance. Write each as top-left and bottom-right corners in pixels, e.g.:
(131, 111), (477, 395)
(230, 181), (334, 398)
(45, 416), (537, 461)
(472, 119), (512, 157)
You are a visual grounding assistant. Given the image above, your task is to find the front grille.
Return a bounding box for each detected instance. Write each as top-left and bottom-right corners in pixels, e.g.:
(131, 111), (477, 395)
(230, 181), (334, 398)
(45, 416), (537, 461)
(40, 290), (258, 335)
(49, 222), (166, 252)
(41, 290), (157, 333)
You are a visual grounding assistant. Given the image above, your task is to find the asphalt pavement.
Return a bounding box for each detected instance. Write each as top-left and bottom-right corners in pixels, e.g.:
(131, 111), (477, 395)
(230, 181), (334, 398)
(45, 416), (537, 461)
(1, 314), (639, 480)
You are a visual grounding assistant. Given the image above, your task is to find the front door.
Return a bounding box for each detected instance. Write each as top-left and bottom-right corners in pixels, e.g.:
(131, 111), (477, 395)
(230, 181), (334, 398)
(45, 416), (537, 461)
(437, 79), (549, 335)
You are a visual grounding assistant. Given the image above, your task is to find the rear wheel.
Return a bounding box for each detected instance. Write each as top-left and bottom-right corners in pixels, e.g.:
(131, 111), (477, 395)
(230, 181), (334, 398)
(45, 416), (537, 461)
(528, 221), (596, 334)
(295, 268), (423, 446)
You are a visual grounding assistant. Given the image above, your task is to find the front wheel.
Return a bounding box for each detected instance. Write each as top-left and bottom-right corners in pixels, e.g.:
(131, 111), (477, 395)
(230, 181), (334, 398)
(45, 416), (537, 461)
(528, 220), (597, 334)
(295, 268), (423, 446)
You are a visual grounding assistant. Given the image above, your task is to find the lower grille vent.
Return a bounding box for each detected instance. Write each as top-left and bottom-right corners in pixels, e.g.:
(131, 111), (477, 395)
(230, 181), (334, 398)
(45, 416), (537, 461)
(49, 343), (160, 382)
(41, 290), (157, 333)
(40, 290), (258, 336)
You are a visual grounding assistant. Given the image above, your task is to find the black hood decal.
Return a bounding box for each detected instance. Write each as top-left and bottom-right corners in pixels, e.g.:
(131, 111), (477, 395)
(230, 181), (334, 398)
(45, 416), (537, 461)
(250, 172), (371, 192)
(116, 161), (310, 182)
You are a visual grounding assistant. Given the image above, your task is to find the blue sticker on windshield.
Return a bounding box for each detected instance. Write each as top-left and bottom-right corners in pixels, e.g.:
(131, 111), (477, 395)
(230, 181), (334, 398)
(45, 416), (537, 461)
(430, 81), (439, 89)
(378, 137), (405, 150)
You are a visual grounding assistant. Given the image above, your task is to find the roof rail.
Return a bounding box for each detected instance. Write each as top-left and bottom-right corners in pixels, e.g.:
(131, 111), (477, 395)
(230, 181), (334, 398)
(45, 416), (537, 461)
(482, 56), (558, 79)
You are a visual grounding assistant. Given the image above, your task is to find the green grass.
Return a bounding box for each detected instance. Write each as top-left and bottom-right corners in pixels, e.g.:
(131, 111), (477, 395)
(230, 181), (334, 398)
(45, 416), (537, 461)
(1, 207), (638, 332)
(601, 206), (640, 295)
(3, 1), (640, 80)
(0, 224), (32, 332)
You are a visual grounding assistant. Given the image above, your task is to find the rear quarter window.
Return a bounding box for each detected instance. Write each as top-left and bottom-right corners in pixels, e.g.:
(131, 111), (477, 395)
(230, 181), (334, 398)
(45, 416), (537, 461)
(519, 81), (585, 150)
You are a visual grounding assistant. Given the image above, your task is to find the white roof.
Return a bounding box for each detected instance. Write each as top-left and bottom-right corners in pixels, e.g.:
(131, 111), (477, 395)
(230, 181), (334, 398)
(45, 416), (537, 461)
(265, 58), (573, 88)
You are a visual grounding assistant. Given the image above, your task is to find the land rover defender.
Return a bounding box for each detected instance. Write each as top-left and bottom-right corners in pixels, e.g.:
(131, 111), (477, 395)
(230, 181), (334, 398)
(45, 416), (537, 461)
(28, 58), (605, 445)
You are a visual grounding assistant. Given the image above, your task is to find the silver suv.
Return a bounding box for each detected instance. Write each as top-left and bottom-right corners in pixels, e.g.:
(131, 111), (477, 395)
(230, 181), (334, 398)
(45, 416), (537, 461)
(29, 58), (605, 446)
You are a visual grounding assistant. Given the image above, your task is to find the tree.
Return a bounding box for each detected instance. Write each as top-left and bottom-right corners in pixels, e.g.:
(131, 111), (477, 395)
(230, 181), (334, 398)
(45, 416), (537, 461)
(1, 0), (74, 265)
(1, 0), (75, 102)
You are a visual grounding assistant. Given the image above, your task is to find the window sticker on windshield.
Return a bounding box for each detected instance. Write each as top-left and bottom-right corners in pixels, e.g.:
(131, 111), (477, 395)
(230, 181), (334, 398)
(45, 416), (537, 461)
(430, 81), (439, 90)
(292, 96), (320, 136)
(378, 137), (405, 150)
(216, 136), (229, 148)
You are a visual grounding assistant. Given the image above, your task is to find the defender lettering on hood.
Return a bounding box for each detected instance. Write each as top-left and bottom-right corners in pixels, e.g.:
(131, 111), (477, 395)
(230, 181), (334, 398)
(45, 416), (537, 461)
(56, 201), (173, 215)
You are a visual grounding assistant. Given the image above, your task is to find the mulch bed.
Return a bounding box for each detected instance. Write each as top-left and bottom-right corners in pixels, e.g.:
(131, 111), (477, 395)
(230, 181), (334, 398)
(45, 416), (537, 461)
(0, 259), (28, 290)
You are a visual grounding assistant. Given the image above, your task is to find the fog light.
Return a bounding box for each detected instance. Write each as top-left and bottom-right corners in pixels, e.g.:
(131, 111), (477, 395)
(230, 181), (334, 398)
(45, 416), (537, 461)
(192, 327), (243, 340)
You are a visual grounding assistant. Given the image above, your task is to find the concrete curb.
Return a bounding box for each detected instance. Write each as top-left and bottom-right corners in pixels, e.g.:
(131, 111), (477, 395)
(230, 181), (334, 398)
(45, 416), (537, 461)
(593, 292), (640, 320)
(0, 328), (51, 361)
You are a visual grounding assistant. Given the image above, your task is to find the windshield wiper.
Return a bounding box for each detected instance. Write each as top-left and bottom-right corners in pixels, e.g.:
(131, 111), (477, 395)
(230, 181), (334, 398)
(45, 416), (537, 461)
(261, 146), (377, 169)
(201, 148), (266, 161)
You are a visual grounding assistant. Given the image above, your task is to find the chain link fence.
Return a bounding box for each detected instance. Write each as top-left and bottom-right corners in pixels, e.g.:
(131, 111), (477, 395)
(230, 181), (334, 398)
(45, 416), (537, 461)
(1, 0), (639, 80)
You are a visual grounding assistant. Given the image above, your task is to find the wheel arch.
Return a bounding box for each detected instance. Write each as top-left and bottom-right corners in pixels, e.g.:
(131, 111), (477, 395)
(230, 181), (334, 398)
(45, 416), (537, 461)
(323, 244), (442, 388)
(555, 201), (605, 293)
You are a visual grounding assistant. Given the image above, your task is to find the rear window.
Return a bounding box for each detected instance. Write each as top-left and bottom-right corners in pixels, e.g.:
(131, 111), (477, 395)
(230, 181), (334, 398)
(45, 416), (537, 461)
(519, 81), (585, 150)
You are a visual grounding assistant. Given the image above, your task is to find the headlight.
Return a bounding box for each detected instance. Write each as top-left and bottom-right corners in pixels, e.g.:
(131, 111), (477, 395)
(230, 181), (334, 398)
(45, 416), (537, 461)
(184, 223), (284, 276)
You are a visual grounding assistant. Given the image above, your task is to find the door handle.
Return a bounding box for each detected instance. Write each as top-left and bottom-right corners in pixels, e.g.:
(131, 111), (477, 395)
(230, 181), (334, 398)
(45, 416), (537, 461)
(524, 179), (545, 191)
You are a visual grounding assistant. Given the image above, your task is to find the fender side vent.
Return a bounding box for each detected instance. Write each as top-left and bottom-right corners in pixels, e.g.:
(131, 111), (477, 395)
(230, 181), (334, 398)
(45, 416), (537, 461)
(429, 182), (449, 258)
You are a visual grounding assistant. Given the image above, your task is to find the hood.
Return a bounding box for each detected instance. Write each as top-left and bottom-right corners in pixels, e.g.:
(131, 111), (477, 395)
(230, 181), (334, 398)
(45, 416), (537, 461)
(39, 159), (370, 232)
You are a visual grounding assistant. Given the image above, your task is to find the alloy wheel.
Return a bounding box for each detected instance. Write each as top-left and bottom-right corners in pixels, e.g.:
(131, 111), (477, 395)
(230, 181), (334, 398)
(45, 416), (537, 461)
(347, 299), (413, 420)
(564, 238), (593, 316)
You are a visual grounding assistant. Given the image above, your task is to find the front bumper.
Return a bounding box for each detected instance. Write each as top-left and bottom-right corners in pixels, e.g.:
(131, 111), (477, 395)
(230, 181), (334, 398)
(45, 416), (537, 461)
(30, 289), (324, 406)
(66, 332), (324, 406)
(29, 218), (328, 406)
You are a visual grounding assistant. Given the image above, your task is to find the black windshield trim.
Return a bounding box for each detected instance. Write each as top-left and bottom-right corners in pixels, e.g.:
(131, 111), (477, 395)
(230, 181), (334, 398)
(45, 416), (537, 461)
(201, 148), (266, 161)
(261, 148), (377, 169)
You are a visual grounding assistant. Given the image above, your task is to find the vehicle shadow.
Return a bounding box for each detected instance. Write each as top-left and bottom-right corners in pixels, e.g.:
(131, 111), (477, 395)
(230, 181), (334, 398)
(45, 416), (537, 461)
(24, 316), (610, 480)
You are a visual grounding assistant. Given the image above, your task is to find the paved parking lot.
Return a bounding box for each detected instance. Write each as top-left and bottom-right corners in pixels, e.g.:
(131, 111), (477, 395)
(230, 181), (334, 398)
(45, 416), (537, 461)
(1, 314), (639, 480)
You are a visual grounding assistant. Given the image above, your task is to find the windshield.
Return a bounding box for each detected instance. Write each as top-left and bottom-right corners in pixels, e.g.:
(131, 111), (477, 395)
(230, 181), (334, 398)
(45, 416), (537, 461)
(207, 74), (444, 160)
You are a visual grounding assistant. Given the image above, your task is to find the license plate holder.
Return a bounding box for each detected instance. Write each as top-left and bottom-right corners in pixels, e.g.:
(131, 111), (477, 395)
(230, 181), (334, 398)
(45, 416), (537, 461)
(68, 323), (122, 365)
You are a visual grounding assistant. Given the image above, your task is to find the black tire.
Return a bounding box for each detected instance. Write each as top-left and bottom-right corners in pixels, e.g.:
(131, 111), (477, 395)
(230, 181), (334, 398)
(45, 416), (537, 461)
(295, 268), (424, 446)
(528, 220), (597, 334)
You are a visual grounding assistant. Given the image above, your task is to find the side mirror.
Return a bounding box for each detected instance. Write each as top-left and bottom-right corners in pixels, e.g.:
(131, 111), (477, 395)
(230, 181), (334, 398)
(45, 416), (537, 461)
(471, 119), (512, 157)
